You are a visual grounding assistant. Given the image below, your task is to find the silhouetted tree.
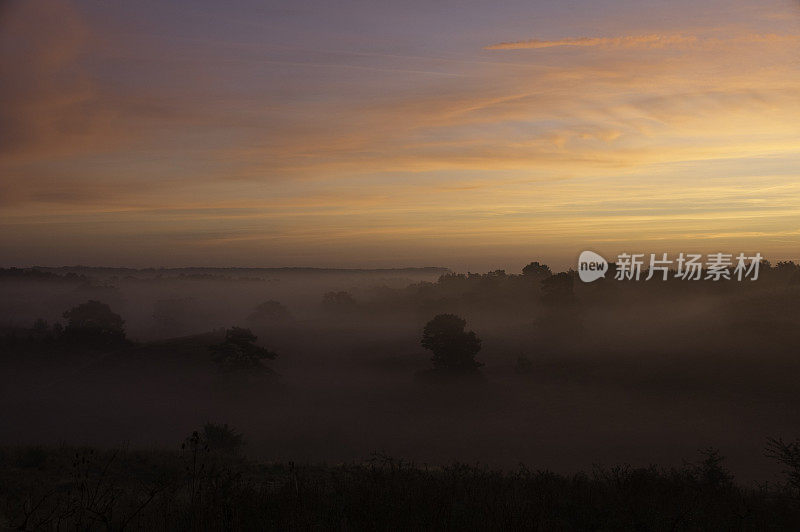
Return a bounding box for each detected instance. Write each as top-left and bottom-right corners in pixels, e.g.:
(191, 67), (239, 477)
(421, 314), (482, 371)
(522, 261), (552, 278)
(209, 327), (277, 372)
(62, 300), (126, 346)
(774, 261), (800, 284)
(775, 261), (799, 274)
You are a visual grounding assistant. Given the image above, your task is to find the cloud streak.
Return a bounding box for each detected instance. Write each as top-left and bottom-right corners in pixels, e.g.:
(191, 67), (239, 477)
(485, 34), (699, 50)
(484, 32), (800, 50)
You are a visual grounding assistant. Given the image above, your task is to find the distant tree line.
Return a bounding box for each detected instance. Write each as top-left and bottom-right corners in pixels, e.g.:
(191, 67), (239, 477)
(0, 268), (87, 282)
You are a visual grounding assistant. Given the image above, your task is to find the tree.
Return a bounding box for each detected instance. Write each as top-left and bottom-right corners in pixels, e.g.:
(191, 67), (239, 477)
(421, 314), (482, 371)
(209, 327), (277, 372)
(62, 300), (126, 346)
(522, 261), (552, 278)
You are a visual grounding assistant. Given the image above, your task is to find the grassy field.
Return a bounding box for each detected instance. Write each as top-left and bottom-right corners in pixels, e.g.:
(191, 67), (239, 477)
(2, 441), (800, 530)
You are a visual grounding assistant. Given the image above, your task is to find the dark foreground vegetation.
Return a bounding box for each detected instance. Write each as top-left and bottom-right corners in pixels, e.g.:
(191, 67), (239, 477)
(3, 437), (800, 531)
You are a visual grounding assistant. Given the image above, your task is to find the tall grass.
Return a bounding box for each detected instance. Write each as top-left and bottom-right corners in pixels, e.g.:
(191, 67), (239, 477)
(2, 444), (800, 530)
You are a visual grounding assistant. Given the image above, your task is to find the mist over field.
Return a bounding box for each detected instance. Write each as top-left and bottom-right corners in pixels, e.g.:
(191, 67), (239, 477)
(2, 262), (799, 487)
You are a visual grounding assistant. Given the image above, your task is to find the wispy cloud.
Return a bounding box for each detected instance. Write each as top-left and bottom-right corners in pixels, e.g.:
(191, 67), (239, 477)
(485, 34), (699, 50)
(484, 32), (800, 50)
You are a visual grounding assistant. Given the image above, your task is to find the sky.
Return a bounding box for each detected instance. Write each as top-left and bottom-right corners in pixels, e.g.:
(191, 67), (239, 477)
(1, 0), (799, 271)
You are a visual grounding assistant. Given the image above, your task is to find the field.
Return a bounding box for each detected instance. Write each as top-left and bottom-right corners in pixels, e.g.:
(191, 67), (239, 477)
(2, 442), (800, 530)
